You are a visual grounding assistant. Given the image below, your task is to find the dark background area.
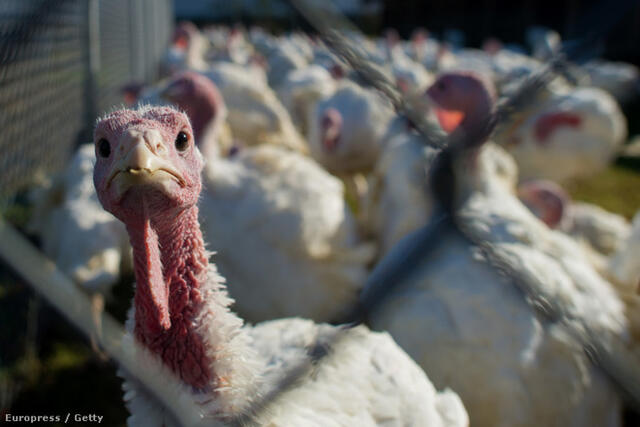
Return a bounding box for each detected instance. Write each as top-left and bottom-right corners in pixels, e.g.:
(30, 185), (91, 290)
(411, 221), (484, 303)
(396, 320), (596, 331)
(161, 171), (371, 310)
(380, 0), (640, 65)
(190, 0), (640, 66)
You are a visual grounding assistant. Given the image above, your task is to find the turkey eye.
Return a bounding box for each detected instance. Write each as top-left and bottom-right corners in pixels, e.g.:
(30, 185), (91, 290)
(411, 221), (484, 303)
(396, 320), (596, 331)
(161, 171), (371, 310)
(437, 81), (447, 91)
(98, 138), (111, 158)
(175, 131), (189, 151)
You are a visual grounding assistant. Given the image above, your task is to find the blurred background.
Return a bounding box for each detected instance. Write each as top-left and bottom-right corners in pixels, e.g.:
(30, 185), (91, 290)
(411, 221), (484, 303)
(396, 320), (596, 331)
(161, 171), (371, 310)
(0, 0), (639, 426)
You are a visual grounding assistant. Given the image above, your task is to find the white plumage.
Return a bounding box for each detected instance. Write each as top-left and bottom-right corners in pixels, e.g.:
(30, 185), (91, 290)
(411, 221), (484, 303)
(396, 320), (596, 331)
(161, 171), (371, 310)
(276, 65), (337, 136)
(498, 86), (627, 183)
(29, 144), (130, 293)
(204, 62), (308, 153)
(199, 143), (374, 322)
(564, 202), (632, 256)
(608, 212), (640, 292)
(364, 136), (517, 258)
(307, 81), (395, 175)
(583, 60), (640, 103)
(363, 71), (632, 426)
(122, 269), (468, 427)
(367, 174), (627, 427)
(99, 105), (469, 426)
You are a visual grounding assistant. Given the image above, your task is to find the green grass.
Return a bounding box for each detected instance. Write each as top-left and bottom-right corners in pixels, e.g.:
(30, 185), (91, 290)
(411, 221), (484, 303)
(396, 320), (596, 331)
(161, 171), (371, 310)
(565, 163), (640, 220)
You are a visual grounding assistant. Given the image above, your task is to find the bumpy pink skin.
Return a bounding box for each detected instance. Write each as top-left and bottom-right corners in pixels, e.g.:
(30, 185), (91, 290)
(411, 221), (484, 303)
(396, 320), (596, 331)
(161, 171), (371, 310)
(93, 107), (214, 390)
(94, 107), (202, 215)
(162, 71), (226, 143)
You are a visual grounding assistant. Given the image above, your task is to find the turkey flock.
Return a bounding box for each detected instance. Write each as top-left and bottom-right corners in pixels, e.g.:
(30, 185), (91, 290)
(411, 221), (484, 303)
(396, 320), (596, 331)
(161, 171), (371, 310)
(29, 21), (640, 426)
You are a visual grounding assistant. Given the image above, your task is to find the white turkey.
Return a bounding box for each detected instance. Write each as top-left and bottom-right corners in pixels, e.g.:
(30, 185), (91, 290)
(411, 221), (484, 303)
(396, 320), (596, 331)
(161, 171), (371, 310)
(160, 21), (210, 77)
(364, 71), (635, 427)
(582, 60), (640, 104)
(607, 212), (640, 293)
(517, 179), (639, 292)
(496, 85), (627, 183)
(204, 61), (308, 153)
(259, 37), (309, 89)
(364, 128), (517, 259)
(28, 144), (130, 294)
(92, 105), (469, 427)
(307, 81), (395, 176)
(517, 179), (632, 256)
(275, 65), (337, 137)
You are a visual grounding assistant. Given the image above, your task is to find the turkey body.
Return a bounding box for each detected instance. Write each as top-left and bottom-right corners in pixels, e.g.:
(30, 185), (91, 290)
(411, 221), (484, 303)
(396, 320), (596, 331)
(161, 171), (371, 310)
(29, 144), (130, 293)
(200, 144), (374, 323)
(367, 185), (626, 427)
(500, 87), (627, 183)
(123, 301), (469, 427)
(204, 62), (308, 153)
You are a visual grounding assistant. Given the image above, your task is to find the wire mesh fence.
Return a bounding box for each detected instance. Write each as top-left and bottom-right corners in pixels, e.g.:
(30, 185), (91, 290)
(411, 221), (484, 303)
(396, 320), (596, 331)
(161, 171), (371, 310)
(1, 0), (640, 426)
(0, 0), (172, 210)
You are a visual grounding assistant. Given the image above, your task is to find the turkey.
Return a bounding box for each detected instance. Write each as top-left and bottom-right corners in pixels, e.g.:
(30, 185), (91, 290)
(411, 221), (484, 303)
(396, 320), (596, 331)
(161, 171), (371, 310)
(28, 144), (130, 294)
(364, 129), (517, 258)
(26, 71), (231, 295)
(92, 105), (469, 427)
(160, 71), (233, 158)
(307, 81), (395, 176)
(363, 71), (635, 427)
(160, 21), (210, 76)
(495, 84), (627, 183)
(258, 36), (309, 89)
(582, 60), (640, 104)
(607, 212), (640, 293)
(517, 179), (632, 256)
(156, 23), (306, 154)
(204, 61), (308, 153)
(517, 179), (638, 291)
(275, 65), (337, 137)
(161, 72), (374, 323)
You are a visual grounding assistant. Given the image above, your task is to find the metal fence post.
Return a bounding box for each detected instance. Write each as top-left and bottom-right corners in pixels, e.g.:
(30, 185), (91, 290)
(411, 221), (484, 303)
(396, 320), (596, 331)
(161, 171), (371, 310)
(84, 0), (100, 138)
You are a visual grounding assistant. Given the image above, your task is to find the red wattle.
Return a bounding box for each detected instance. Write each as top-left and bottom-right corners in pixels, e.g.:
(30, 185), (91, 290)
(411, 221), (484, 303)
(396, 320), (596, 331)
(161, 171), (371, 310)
(132, 217), (171, 336)
(534, 112), (582, 144)
(435, 108), (465, 133)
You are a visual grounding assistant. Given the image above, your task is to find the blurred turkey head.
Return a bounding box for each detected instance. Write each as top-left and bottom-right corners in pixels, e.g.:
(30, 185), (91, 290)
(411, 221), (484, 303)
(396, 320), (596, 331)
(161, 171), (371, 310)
(518, 180), (570, 229)
(160, 71), (227, 144)
(320, 107), (342, 152)
(172, 21), (199, 50)
(426, 71), (497, 148)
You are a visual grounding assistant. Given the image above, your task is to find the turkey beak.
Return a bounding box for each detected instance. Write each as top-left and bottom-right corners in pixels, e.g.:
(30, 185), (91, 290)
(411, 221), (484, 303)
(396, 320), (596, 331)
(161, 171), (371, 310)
(106, 130), (185, 196)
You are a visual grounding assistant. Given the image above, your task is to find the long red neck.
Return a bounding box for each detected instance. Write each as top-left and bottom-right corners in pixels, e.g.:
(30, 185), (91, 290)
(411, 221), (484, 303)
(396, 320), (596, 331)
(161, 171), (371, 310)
(126, 202), (213, 391)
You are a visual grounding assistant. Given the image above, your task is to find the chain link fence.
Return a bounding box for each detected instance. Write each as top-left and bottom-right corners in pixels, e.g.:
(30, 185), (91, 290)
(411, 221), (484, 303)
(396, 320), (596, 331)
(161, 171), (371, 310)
(0, 0), (172, 210)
